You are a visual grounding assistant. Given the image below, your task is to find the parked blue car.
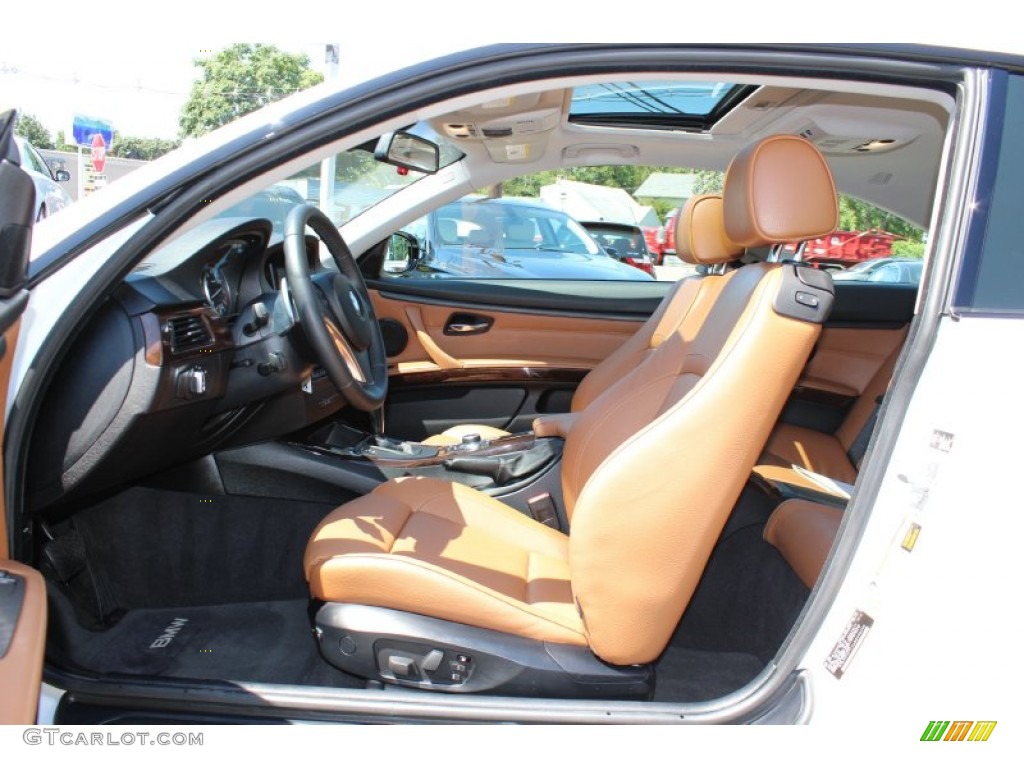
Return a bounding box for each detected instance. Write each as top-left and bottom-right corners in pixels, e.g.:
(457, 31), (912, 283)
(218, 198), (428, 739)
(385, 197), (653, 280)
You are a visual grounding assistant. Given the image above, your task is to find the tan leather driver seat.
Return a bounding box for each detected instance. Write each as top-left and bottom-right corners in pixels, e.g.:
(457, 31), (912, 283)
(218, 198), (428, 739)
(304, 136), (838, 695)
(421, 193), (746, 446)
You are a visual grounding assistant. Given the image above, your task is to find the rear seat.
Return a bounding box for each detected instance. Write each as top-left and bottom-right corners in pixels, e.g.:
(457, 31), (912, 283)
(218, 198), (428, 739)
(757, 336), (907, 586)
(763, 498), (844, 588)
(754, 337), (904, 489)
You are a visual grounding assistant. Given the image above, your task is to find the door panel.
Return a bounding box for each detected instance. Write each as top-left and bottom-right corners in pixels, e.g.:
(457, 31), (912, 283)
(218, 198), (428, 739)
(371, 290), (643, 371)
(367, 281), (662, 440)
(1, 320), (44, 725)
(0, 560), (47, 725)
(1, 108), (45, 725)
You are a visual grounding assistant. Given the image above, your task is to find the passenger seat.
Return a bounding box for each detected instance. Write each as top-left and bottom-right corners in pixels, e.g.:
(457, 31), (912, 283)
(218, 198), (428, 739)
(421, 194), (745, 446)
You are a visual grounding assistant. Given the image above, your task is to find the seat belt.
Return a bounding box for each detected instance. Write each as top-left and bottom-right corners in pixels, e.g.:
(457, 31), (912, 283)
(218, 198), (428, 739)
(847, 394), (885, 469)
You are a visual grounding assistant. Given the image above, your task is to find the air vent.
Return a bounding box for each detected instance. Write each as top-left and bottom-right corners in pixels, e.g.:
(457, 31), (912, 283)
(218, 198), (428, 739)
(165, 314), (213, 354)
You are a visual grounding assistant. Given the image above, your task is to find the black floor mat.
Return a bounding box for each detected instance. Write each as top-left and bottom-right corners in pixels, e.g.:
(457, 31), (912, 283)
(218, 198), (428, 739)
(49, 591), (363, 689)
(653, 648), (764, 702)
(57, 486), (337, 614)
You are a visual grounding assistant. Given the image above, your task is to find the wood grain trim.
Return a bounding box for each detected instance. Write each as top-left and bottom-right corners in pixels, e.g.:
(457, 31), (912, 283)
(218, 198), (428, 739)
(389, 366), (588, 388)
(404, 305), (460, 369)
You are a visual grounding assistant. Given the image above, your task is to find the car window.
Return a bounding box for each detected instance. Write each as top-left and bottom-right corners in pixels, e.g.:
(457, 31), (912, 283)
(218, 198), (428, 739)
(833, 259), (924, 285)
(585, 226), (648, 257)
(868, 264), (901, 282)
(17, 139), (48, 176)
(381, 198), (653, 282)
(954, 72), (1024, 314)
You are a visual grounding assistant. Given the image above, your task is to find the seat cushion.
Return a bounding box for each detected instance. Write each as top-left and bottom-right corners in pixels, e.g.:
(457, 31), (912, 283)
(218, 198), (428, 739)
(764, 498), (844, 588)
(759, 423), (857, 484)
(304, 476), (587, 646)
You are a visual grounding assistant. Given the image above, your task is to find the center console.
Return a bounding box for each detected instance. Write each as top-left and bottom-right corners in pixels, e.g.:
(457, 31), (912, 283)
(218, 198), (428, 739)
(278, 422), (569, 529)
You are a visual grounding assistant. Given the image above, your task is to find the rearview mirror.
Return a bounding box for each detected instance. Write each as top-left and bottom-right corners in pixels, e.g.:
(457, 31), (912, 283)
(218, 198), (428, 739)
(374, 131), (440, 175)
(55, 169), (71, 183)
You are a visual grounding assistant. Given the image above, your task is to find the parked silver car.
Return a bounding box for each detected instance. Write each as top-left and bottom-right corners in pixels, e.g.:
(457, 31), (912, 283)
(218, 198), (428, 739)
(13, 136), (72, 220)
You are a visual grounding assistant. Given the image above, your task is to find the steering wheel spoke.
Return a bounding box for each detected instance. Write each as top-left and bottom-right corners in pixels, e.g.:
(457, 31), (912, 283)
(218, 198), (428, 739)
(324, 315), (368, 383)
(284, 204), (387, 411)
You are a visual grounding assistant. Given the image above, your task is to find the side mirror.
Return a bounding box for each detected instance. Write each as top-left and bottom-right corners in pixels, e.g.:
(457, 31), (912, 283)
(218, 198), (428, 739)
(55, 169), (71, 183)
(382, 232), (420, 273)
(374, 131), (440, 175)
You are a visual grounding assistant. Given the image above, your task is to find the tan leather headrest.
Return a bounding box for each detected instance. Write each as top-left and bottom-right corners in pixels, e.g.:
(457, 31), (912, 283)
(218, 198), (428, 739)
(723, 135), (838, 248)
(675, 195), (745, 266)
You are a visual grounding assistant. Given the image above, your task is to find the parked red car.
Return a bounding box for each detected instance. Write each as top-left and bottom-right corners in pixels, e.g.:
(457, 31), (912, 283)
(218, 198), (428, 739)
(651, 207), (680, 265)
(783, 229), (902, 269)
(641, 225), (662, 261)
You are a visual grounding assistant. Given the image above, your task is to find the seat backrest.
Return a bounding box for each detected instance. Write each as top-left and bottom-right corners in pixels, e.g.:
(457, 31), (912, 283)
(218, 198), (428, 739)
(466, 227), (494, 248)
(569, 195), (743, 413)
(609, 236), (633, 256)
(834, 334), (906, 457)
(503, 220), (537, 248)
(565, 135), (839, 665)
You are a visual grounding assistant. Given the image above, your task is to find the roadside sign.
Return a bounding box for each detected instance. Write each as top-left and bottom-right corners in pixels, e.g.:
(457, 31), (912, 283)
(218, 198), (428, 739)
(90, 133), (107, 174)
(71, 114), (113, 149)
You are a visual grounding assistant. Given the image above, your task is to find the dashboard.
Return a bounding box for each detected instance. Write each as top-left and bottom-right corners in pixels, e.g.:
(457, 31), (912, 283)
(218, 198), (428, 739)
(27, 216), (342, 511)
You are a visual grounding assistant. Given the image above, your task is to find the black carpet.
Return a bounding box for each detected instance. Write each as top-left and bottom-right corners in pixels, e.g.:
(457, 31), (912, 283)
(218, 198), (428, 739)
(649, 482), (809, 702)
(42, 481), (807, 702)
(48, 589), (363, 688)
(653, 648), (764, 702)
(58, 486), (336, 613)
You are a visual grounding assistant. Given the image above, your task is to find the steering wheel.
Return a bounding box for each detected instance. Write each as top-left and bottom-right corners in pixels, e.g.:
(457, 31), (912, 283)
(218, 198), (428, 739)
(284, 204), (387, 412)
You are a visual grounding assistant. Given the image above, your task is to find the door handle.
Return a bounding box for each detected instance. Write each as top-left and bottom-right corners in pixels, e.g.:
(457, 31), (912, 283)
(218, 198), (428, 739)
(447, 322), (490, 334)
(444, 313), (493, 336)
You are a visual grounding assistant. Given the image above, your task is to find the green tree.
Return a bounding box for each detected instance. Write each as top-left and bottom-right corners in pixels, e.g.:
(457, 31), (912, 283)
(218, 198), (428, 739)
(179, 44), (324, 138)
(838, 196), (922, 240)
(890, 239), (926, 258)
(111, 133), (181, 161)
(693, 169), (725, 195)
(15, 112), (54, 149)
(54, 130), (79, 152)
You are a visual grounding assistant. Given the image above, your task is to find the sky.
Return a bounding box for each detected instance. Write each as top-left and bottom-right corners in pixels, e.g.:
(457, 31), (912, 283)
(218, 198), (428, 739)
(2, 1), (1019, 142)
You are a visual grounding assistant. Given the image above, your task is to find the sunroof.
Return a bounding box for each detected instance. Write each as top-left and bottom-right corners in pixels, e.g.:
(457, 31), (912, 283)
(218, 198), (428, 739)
(569, 81), (755, 130)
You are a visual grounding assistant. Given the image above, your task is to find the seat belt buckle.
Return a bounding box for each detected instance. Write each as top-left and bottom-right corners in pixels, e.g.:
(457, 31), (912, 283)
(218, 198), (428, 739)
(527, 493), (559, 529)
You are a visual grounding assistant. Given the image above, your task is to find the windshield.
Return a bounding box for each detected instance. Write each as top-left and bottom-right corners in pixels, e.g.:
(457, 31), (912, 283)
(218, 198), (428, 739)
(222, 123), (461, 233)
(136, 123), (461, 274)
